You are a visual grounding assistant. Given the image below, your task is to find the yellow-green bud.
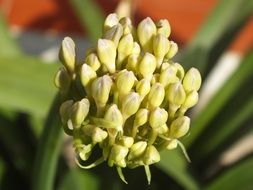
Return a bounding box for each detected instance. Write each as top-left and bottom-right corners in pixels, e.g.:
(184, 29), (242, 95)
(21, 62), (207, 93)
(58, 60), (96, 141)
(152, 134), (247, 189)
(132, 42), (141, 55)
(138, 53), (156, 79)
(151, 73), (160, 85)
(97, 39), (116, 73)
(79, 64), (97, 87)
(116, 70), (136, 95)
(159, 67), (178, 88)
(91, 75), (112, 108)
(71, 98), (90, 127)
(183, 68), (202, 93)
(134, 108), (149, 127)
(128, 141), (147, 160)
(119, 17), (133, 35)
(137, 17), (157, 52)
(121, 92), (141, 120)
(166, 139), (178, 150)
(157, 124), (169, 134)
(171, 62), (185, 80)
(149, 107), (168, 129)
(136, 78), (151, 98)
(165, 41), (178, 59)
(153, 34), (170, 68)
(59, 100), (74, 124)
(126, 54), (140, 72)
(92, 127), (108, 143)
(166, 82), (186, 105)
(59, 37), (76, 74)
(104, 104), (123, 130)
(108, 144), (128, 167)
(103, 24), (123, 46)
(156, 19), (171, 38)
(79, 144), (93, 161)
(117, 33), (134, 67)
(119, 136), (134, 148)
(54, 67), (71, 92)
(170, 116), (190, 138)
(148, 83), (165, 108)
(143, 145), (160, 165)
(104, 13), (119, 31)
(85, 53), (101, 71)
(183, 90), (199, 108)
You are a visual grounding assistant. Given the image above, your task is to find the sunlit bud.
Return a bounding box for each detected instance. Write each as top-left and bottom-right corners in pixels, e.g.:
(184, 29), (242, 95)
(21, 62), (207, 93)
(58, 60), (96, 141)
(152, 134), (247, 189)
(136, 78), (151, 98)
(153, 34), (170, 68)
(121, 92), (141, 120)
(170, 116), (190, 138)
(103, 24), (123, 46)
(166, 82), (186, 105)
(149, 107), (168, 129)
(54, 67), (71, 91)
(92, 127), (108, 143)
(59, 37), (76, 74)
(104, 13), (119, 31)
(183, 68), (202, 93)
(148, 83), (165, 108)
(119, 136), (134, 148)
(151, 73), (160, 85)
(183, 90), (199, 108)
(138, 53), (156, 79)
(104, 104), (124, 129)
(119, 17), (133, 34)
(171, 62), (185, 80)
(60, 100), (74, 124)
(156, 19), (171, 38)
(132, 42), (141, 55)
(143, 145), (160, 165)
(79, 144), (93, 161)
(166, 139), (178, 150)
(134, 108), (149, 127)
(85, 53), (101, 71)
(128, 141), (147, 160)
(137, 17), (157, 52)
(159, 67), (178, 87)
(91, 75), (112, 108)
(116, 70), (136, 95)
(117, 33), (134, 67)
(79, 64), (97, 87)
(108, 144), (128, 167)
(71, 98), (90, 127)
(165, 41), (178, 59)
(157, 124), (169, 134)
(126, 54), (140, 72)
(97, 39), (116, 73)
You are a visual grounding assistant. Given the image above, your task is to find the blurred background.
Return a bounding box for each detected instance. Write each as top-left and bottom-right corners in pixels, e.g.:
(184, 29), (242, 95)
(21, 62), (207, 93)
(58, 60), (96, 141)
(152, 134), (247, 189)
(0, 0), (252, 190)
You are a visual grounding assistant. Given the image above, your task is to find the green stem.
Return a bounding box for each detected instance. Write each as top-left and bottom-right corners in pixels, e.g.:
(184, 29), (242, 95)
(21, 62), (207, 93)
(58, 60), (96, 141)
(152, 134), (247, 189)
(148, 129), (158, 145)
(32, 94), (63, 190)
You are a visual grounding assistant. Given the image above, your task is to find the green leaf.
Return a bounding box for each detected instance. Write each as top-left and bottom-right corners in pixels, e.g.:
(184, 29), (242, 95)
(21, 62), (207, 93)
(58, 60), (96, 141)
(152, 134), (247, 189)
(181, 0), (253, 78)
(204, 156), (253, 190)
(32, 94), (63, 190)
(70, 0), (104, 41)
(157, 150), (200, 190)
(184, 49), (253, 147)
(0, 55), (58, 117)
(0, 158), (5, 183)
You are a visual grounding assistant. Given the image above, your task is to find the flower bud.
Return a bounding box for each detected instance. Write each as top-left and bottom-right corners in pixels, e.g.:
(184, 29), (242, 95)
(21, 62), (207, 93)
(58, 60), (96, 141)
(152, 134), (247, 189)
(126, 54), (140, 72)
(104, 104), (123, 130)
(151, 73), (160, 85)
(97, 39), (116, 73)
(166, 139), (178, 150)
(121, 92), (141, 120)
(166, 82), (186, 105)
(108, 144), (128, 167)
(170, 116), (190, 138)
(138, 53), (156, 79)
(143, 145), (160, 165)
(119, 136), (134, 148)
(116, 70), (136, 95)
(148, 83), (165, 108)
(165, 41), (178, 59)
(157, 124), (169, 134)
(159, 67), (178, 87)
(85, 53), (101, 71)
(153, 34), (170, 68)
(91, 75), (112, 108)
(71, 98), (90, 127)
(171, 62), (185, 80)
(128, 141), (147, 160)
(156, 19), (171, 38)
(92, 127), (108, 143)
(183, 90), (199, 108)
(136, 78), (150, 98)
(54, 67), (71, 92)
(183, 68), (202, 93)
(149, 107), (168, 129)
(132, 42), (141, 55)
(134, 108), (149, 127)
(79, 64), (97, 87)
(137, 17), (156, 52)
(103, 24), (123, 46)
(79, 144), (93, 161)
(104, 13), (119, 31)
(59, 37), (76, 74)
(119, 17), (133, 35)
(60, 100), (74, 124)
(117, 34), (134, 67)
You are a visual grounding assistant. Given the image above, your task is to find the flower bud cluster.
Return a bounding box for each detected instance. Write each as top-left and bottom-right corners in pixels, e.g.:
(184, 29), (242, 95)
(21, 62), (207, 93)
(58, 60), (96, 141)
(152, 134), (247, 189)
(55, 13), (201, 184)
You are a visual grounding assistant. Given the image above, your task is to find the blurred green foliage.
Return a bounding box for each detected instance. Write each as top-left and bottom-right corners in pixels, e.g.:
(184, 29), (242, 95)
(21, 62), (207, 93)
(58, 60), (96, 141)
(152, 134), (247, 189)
(0, 0), (253, 190)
